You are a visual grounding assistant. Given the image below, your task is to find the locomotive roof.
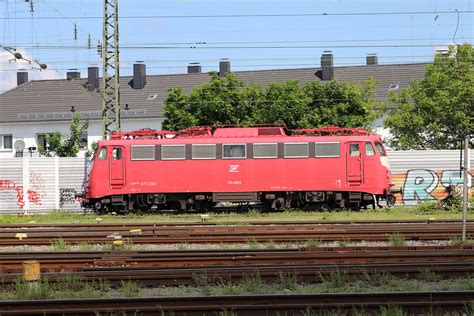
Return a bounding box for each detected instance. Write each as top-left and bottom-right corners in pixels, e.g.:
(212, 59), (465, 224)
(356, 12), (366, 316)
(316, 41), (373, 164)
(103, 126), (382, 145)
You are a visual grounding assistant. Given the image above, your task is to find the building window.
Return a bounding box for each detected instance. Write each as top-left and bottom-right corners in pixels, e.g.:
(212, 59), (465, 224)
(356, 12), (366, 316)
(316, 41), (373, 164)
(253, 143), (277, 158)
(162, 145), (185, 160)
(315, 142), (340, 157)
(223, 144), (246, 159)
(284, 143), (309, 158)
(37, 133), (54, 150)
(0, 135), (12, 150)
(192, 144), (216, 159)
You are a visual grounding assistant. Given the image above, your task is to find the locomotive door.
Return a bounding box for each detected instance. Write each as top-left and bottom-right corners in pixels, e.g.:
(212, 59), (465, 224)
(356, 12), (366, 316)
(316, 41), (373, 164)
(110, 146), (125, 188)
(346, 142), (362, 185)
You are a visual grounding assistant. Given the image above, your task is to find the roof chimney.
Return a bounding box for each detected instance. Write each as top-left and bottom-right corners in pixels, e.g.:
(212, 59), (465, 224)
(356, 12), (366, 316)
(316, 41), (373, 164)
(219, 58), (231, 77)
(67, 70), (80, 80)
(366, 54), (378, 65)
(321, 51), (333, 81)
(188, 62), (202, 74)
(133, 63), (146, 89)
(87, 66), (99, 90)
(17, 71), (28, 86)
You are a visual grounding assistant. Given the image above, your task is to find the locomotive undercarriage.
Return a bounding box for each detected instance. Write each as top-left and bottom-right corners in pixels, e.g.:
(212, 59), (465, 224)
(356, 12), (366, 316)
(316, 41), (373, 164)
(83, 190), (395, 213)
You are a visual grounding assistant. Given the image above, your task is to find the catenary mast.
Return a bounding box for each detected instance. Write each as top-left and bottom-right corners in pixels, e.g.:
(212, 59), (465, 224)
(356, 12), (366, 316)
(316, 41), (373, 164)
(102, 0), (121, 139)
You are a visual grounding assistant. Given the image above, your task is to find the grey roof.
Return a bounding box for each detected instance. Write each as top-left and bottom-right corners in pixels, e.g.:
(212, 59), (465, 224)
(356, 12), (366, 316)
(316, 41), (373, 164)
(0, 63), (428, 123)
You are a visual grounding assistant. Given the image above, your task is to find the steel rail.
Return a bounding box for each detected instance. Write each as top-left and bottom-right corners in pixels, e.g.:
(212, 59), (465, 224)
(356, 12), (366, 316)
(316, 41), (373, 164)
(0, 291), (473, 315)
(1, 262), (473, 286)
(1, 222), (473, 246)
(1, 246), (473, 271)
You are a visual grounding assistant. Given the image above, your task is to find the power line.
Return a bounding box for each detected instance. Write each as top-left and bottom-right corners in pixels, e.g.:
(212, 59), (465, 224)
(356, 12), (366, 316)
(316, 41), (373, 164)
(0, 10), (472, 20)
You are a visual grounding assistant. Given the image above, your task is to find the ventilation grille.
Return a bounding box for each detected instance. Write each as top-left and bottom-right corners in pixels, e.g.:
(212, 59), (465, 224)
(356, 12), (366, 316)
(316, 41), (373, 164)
(284, 143), (309, 158)
(192, 144), (216, 159)
(253, 143), (278, 158)
(315, 142), (340, 157)
(162, 145), (185, 160)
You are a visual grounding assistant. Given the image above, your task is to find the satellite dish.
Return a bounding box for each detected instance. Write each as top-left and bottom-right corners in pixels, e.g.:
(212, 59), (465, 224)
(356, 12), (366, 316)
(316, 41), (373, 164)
(14, 140), (25, 152)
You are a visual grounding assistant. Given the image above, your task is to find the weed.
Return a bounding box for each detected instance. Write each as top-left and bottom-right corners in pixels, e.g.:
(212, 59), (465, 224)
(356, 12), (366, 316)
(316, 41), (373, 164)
(379, 305), (407, 316)
(388, 233), (406, 247)
(177, 242), (188, 250)
(119, 280), (140, 297)
(276, 271), (298, 291)
(414, 201), (438, 212)
(55, 274), (85, 292)
(419, 269), (440, 282)
(240, 273), (265, 294)
(96, 279), (111, 293)
(14, 279), (53, 300)
(247, 238), (260, 250)
(192, 274), (212, 295)
(50, 237), (70, 251)
(304, 239), (321, 248)
(219, 310), (237, 316)
(337, 239), (349, 247)
(247, 209), (260, 218)
(77, 241), (95, 251)
(266, 240), (276, 249)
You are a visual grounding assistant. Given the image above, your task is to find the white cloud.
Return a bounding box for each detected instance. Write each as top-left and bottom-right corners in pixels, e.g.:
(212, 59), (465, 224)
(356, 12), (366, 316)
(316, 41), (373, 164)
(0, 48), (62, 94)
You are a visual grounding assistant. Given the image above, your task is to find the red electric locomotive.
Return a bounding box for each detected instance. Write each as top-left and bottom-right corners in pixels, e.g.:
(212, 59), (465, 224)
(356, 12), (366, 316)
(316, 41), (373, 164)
(79, 125), (396, 212)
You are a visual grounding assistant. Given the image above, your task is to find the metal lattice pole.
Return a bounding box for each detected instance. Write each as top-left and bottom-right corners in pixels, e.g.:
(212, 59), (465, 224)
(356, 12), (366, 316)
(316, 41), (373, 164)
(102, 0), (121, 139)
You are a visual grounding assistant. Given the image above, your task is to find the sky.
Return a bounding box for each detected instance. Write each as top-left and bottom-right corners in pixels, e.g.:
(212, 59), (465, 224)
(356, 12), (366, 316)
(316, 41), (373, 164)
(0, 0), (473, 93)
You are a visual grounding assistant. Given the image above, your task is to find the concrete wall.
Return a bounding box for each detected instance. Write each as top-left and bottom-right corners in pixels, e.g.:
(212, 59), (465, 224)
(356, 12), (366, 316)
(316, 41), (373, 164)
(0, 118), (164, 158)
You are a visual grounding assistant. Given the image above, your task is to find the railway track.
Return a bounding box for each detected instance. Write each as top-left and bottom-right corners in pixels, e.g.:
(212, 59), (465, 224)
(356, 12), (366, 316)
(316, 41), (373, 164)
(1, 221), (473, 245)
(1, 291), (473, 315)
(1, 246), (473, 272)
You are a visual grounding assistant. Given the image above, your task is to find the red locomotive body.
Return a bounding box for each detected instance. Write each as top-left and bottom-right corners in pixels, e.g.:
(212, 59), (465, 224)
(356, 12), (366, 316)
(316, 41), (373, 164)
(80, 126), (395, 212)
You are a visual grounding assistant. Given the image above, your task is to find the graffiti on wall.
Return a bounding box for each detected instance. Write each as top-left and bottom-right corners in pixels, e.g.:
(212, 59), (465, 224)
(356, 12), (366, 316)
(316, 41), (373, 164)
(59, 188), (77, 206)
(392, 169), (473, 204)
(0, 179), (42, 209)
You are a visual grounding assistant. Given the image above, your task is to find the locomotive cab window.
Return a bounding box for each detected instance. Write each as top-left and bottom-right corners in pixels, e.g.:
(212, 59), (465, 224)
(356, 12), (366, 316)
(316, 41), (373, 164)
(365, 143), (375, 156)
(97, 147), (107, 160)
(131, 145), (155, 160)
(112, 148), (122, 160)
(253, 143), (277, 158)
(192, 144), (216, 159)
(223, 144), (246, 159)
(315, 142), (340, 158)
(349, 144), (360, 156)
(375, 142), (386, 156)
(284, 143), (309, 158)
(162, 145), (186, 160)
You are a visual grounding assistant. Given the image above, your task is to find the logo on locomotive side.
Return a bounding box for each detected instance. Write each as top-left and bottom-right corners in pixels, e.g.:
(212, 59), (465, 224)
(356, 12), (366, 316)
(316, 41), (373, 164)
(229, 165), (240, 173)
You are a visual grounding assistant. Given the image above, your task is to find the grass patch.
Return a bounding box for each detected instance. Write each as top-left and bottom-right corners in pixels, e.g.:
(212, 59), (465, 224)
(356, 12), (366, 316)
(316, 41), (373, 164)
(50, 237), (70, 251)
(388, 233), (406, 247)
(303, 239), (322, 248)
(119, 280), (141, 297)
(0, 206), (472, 225)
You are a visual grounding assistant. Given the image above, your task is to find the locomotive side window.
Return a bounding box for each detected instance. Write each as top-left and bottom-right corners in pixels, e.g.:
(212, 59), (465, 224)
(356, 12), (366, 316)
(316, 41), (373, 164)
(349, 144), (360, 156)
(315, 142), (340, 157)
(223, 144), (246, 159)
(284, 143), (309, 158)
(162, 145), (186, 160)
(131, 145), (155, 160)
(375, 143), (386, 156)
(253, 143), (278, 158)
(365, 143), (375, 156)
(192, 144), (216, 159)
(112, 148), (122, 160)
(97, 147), (107, 160)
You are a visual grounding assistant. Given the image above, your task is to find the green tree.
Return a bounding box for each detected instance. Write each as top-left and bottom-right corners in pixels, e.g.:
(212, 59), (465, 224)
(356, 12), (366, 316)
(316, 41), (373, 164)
(40, 114), (89, 157)
(384, 43), (474, 150)
(163, 72), (382, 130)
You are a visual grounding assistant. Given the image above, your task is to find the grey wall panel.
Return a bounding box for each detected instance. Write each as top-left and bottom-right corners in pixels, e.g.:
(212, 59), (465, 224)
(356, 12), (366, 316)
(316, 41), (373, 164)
(0, 158), (23, 213)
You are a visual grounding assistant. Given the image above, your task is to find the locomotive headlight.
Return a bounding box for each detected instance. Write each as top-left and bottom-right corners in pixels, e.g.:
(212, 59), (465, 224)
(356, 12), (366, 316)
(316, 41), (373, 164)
(380, 156), (390, 169)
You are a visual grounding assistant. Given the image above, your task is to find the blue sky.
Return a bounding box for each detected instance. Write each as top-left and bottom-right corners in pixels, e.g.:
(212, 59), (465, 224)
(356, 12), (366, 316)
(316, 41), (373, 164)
(0, 0), (473, 91)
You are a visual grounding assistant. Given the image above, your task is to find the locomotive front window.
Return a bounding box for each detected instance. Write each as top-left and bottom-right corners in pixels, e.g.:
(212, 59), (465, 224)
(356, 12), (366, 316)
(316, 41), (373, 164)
(349, 144), (360, 156)
(192, 144), (216, 159)
(315, 142), (340, 157)
(97, 147), (107, 160)
(375, 143), (386, 156)
(365, 143), (375, 156)
(223, 144), (246, 159)
(253, 143), (278, 158)
(162, 145), (186, 160)
(284, 143), (309, 158)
